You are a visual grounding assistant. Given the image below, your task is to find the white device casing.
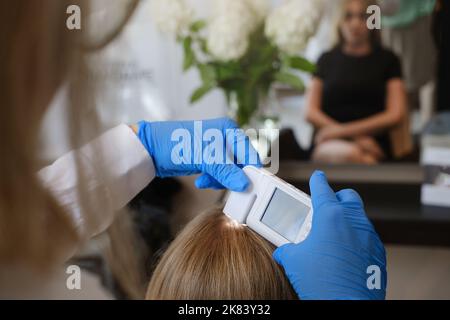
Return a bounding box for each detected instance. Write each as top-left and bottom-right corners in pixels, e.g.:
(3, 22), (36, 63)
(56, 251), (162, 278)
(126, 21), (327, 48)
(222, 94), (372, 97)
(223, 166), (313, 247)
(223, 166), (264, 224)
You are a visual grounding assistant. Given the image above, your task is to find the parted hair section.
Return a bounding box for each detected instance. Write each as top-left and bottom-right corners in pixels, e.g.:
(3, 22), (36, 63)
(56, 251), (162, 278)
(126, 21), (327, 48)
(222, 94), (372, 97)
(146, 207), (297, 300)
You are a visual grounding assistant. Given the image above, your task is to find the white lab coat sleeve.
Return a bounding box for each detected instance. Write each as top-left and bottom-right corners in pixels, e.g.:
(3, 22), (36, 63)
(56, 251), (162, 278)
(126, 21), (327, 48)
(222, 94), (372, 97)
(38, 124), (155, 243)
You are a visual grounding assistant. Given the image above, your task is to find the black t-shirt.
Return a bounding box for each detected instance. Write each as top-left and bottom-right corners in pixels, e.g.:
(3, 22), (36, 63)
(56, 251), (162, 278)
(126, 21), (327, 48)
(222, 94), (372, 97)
(314, 46), (402, 157)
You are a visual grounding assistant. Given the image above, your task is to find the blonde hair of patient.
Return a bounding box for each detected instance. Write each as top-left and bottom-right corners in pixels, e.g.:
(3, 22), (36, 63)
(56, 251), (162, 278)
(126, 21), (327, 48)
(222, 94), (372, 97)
(146, 208), (297, 300)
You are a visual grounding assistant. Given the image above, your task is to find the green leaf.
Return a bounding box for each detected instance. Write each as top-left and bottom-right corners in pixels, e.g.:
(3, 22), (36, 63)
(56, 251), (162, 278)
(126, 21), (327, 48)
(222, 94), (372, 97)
(258, 42), (277, 64)
(190, 20), (207, 33)
(249, 62), (273, 85)
(190, 84), (214, 103)
(216, 66), (237, 81)
(199, 38), (209, 54)
(235, 86), (259, 127)
(274, 72), (305, 92)
(215, 62), (242, 81)
(183, 36), (195, 71)
(287, 56), (316, 73)
(198, 64), (216, 83)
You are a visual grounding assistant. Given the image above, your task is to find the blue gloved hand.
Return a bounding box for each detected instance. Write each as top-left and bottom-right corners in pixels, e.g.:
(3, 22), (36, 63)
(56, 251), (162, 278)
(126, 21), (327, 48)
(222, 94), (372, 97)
(273, 171), (387, 300)
(137, 118), (261, 192)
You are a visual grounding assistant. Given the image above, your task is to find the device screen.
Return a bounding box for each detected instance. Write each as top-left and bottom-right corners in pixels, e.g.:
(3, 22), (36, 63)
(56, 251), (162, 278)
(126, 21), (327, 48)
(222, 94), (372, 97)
(261, 188), (310, 242)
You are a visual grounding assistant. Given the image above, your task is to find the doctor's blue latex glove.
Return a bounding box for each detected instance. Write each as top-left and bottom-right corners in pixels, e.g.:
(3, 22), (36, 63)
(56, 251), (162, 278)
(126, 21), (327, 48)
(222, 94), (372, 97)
(274, 171), (387, 300)
(137, 118), (261, 192)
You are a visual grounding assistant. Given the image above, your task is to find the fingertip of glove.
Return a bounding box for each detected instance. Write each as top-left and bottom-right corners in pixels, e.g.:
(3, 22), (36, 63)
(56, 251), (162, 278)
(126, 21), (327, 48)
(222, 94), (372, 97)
(309, 170), (326, 187)
(225, 168), (250, 192)
(195, 175), (225, 190)
(272, 248), (283, 265)
(273, 243), (294, 265)
(194, 179), (206, 189)
(312, 170), (325, 178)
(229, 179), (249, 192)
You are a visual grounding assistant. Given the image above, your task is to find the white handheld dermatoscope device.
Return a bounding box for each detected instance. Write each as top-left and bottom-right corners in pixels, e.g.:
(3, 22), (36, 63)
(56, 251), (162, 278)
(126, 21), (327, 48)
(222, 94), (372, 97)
(224, 166), (313, 247)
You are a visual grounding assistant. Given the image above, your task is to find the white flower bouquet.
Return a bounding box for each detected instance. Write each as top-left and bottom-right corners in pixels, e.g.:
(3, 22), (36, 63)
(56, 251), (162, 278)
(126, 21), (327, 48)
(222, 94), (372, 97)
(151, 0), (322, 126)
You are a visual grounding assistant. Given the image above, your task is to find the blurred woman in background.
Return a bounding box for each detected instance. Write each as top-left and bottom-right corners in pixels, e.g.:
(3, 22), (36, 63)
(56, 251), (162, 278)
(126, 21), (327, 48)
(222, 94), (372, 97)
(306, 0), (408, 164)
(146, 208), (297, 300)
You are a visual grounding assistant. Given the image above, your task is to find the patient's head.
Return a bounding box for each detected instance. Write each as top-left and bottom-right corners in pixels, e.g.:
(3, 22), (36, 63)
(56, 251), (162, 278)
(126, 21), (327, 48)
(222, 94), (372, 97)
(146, 208), (297, 300)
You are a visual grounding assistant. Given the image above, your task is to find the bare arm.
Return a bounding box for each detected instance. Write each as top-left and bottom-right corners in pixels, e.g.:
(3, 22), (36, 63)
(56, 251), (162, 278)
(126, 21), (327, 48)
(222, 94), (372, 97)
(305, 78), (339, 128)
